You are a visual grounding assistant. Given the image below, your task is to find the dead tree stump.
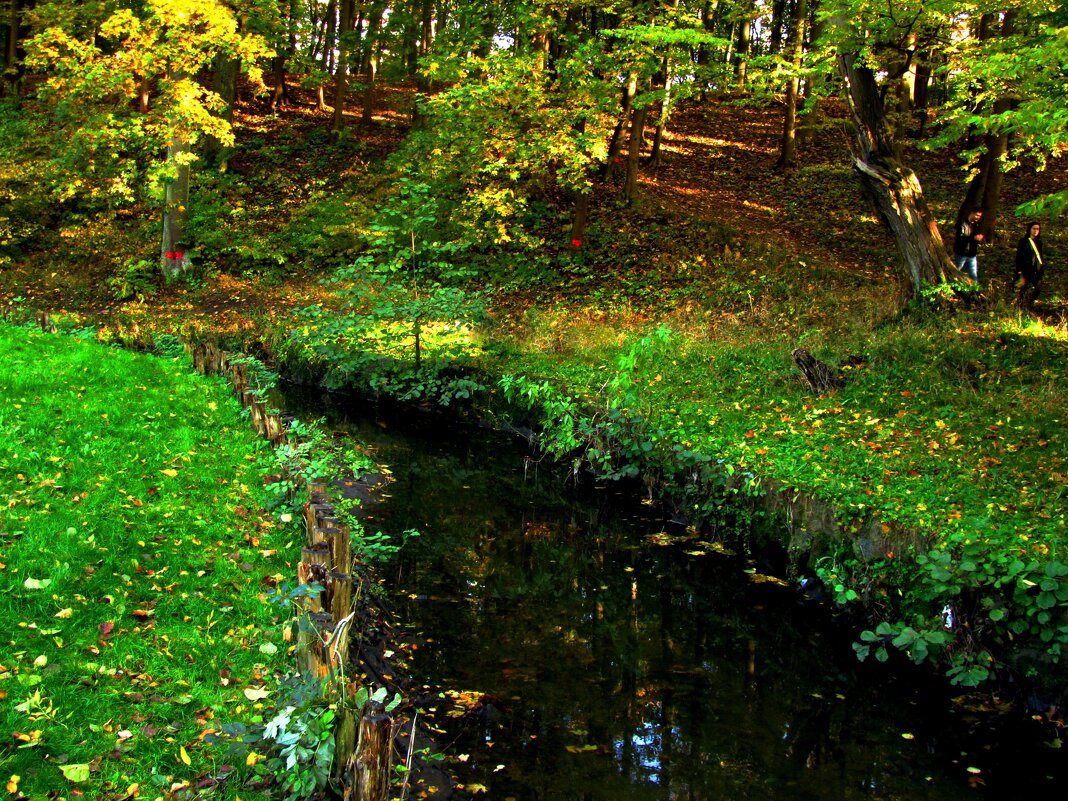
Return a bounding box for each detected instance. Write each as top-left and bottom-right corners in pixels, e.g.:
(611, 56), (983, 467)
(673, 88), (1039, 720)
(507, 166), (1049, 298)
(791, 348), (844, 392)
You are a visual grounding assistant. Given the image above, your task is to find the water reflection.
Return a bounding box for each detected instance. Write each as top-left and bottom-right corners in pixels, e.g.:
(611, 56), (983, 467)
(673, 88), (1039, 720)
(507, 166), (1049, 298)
(280, 388), (1063, 800)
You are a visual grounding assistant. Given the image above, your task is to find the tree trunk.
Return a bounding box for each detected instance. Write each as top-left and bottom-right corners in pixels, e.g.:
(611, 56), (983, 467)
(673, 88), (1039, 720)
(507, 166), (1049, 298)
(623, 102), (648, 204)
(269, 0), (296, 110)
(837, 52), (961, 292)
(775, 0), (806, 170)
(2, 0), (22, 97)
(323, 0), (337, 73)
(768, 0), (786, 54)
(603, 73), (637, 181)
(648, 60), (671, 169)
(331, 0), (355, 137)
(734, 2), (754, 91)
(570, 191), (590, 247)
(161, 82), (191, 278)
(958, 10), (1016, 242)
(360, 5), (383, 125)
(205, 53), (239, 170)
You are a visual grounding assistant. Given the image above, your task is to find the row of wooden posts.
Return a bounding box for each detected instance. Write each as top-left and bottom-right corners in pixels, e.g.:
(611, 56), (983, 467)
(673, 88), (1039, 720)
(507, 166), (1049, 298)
(186, 340), (395, 801)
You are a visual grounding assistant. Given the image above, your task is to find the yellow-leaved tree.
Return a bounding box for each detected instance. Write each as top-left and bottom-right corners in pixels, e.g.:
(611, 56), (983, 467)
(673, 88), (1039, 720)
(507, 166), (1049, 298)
(27, 0), (274, 276)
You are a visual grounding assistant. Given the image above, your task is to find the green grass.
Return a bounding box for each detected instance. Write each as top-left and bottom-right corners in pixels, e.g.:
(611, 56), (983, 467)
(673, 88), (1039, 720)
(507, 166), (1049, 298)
(0, 325), (301, 799)
(486, 292), (1068, 685)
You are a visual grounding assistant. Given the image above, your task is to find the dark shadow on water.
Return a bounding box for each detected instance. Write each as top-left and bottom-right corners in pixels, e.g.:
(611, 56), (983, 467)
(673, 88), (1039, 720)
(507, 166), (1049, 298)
(281, 385), (1064, 801)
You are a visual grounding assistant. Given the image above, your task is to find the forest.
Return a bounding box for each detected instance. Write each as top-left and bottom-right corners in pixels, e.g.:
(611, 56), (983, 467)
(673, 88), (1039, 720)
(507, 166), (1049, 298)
(1, 0), (1067, 799)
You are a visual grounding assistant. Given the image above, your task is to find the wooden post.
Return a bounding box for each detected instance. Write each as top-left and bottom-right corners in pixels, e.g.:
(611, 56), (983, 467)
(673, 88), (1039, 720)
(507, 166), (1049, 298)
(343, 701), (392, 801)
(328, 571), (353, 630)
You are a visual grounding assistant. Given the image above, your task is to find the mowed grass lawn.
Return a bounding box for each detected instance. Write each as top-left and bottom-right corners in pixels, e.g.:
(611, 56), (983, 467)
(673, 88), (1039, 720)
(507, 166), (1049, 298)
(1, 325), (298, 800)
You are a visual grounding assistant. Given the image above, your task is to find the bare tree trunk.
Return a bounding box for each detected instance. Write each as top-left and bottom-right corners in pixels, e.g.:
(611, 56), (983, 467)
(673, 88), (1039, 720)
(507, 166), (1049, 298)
(331, 0), (355, 137)
(161, 74), (191, 278)
(603, 73), (637, 181)
(838, 52), (961, 292)
(269, 0), (296, 110)
(2, 0), (22, 97)
(734, 2), (754, 91)
(570, 191), (590, 246)
(623, 102), (648, 204)
(648, 57), (672, 169)
(776, 0), (806, 170)
(323, 0), (337, 73)
(768, 0), (786, 54)
(360, 4), (383, 125)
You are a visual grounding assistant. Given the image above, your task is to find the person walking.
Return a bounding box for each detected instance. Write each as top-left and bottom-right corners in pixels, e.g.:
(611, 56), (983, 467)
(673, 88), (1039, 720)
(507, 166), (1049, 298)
(953, 208), (985, 282)
(1014, 221), (1045, 310)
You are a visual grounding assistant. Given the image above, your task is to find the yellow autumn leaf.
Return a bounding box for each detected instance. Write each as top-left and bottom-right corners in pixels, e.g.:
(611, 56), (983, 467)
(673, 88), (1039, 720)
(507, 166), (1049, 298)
(246, 751), (263, 766)
(161, 468), (179, 478)
(55, 607), (73, 618)
(6, 775), (20, 794)
(179, 745), (191, 765)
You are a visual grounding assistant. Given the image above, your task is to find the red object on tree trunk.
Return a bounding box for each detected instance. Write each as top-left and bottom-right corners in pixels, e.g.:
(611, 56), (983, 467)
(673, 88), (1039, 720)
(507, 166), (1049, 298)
(570, 238), (582, 248)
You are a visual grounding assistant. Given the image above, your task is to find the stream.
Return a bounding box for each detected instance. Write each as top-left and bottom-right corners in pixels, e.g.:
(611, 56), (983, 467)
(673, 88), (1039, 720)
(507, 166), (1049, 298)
(283, 388), (1064, 800)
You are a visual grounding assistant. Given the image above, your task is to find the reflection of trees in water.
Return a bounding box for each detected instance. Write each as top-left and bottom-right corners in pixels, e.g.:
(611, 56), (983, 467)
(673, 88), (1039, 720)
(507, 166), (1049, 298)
(294, 392), (982, 801)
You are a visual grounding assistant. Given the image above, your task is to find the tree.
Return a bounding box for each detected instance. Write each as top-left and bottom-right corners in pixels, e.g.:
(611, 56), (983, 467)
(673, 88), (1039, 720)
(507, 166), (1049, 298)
(26, 0), (271, 276)
(776, 0), (807, 170)
(2, 0), (28, 97)
(932, 5), (1068, 221)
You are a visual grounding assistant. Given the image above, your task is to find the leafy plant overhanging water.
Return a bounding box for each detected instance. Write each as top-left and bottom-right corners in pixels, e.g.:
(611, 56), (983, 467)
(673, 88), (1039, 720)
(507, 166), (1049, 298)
(282, 386), (1066, 801)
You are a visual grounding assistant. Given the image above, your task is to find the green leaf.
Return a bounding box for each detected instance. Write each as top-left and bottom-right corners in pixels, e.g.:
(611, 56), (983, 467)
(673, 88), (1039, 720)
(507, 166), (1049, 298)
(59, 764), (91, 783)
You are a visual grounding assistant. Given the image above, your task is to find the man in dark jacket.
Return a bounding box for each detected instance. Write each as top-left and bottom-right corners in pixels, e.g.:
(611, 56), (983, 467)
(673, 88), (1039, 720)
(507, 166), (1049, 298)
(953, 208), (985, 282)
(1014, 221), (1045, 310)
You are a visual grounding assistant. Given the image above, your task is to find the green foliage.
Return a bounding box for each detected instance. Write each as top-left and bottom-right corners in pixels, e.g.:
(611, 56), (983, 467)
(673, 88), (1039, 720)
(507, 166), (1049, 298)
(284, 176), (488, 405)
(107, 258), (159, 302)
(187, 173), (369, 277)
(0, 101), (58, 267)
(840, 541), (1068, 688)
(924, 9), (1068, 219)
(218, 675), (336, 801)
(403, 48), (617, 250)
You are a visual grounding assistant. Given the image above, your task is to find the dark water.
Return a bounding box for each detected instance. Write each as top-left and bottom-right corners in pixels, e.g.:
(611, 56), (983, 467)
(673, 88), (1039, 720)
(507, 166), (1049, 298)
(283, 389), (1063, 801)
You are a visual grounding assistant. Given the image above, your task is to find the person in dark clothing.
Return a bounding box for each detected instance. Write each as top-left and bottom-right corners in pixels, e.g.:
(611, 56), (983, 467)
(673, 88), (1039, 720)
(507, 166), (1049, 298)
(953, 208), (985, 282)
(1014, 221), (1045, 310)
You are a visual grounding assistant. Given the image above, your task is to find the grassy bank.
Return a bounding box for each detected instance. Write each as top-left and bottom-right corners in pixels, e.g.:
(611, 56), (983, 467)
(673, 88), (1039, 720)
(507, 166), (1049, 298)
(0, 325), (303, 799)
(2, 87), (1066, 696)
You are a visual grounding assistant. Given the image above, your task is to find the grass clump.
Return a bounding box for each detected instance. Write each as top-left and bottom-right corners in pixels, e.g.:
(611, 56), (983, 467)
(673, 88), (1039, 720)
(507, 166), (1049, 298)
(0, 324), (301, 799)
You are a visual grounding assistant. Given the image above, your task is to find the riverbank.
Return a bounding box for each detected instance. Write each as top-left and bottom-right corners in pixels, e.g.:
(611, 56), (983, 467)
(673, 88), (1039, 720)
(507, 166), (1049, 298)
(2, 88), (1066, 698)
